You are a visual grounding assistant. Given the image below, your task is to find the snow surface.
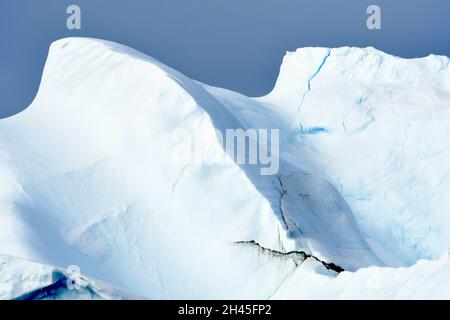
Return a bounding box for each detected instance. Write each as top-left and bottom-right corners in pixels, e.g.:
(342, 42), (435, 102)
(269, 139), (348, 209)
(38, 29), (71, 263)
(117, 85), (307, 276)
(0, 37), (450, 299)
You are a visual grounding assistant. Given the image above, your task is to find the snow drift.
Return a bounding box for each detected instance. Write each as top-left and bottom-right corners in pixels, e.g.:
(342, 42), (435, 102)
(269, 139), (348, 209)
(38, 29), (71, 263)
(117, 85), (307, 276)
(0, 38), (450, 299)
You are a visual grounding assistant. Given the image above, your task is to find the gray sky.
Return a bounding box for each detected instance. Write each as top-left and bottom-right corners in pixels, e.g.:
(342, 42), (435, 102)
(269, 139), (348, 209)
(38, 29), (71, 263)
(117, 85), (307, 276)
(1, 0), (449, 118)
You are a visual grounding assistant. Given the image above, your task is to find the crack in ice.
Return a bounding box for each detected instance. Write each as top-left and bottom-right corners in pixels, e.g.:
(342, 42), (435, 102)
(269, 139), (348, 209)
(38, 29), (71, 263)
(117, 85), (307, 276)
(299, 49), (331, 129)
(234, 240), (344, 273)
(171, 165), (189, 196)
(307, 49), (331, 91)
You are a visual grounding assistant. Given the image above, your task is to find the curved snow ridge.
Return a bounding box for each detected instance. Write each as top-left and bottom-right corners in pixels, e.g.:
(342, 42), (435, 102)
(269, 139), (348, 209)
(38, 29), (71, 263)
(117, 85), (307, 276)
(0, 37), (296, 298)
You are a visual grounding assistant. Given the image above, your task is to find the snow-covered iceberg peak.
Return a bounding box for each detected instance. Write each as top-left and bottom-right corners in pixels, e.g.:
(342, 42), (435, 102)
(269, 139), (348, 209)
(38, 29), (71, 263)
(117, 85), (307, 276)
(263, 46), (450, 118)
(0, 38), (294, 298)
(262, 45), (450, 265)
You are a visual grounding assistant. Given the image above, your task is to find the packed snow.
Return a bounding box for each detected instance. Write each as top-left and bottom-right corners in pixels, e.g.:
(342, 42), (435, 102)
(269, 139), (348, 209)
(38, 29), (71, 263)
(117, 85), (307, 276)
(0, 37), (449, 299)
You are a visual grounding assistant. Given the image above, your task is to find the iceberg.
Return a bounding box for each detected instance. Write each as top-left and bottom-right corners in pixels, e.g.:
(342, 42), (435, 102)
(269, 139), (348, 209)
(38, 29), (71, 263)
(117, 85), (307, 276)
(0, 38), (449, 299)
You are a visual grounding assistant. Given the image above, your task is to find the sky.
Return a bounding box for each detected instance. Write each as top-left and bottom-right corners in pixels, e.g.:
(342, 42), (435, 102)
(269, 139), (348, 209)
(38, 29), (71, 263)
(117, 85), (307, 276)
(0, 0), (449, 118)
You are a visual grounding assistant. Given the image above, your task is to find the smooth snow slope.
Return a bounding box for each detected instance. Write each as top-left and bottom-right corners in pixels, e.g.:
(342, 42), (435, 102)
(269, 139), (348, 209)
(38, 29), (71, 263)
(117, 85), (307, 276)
(0, 38), (449, 299)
